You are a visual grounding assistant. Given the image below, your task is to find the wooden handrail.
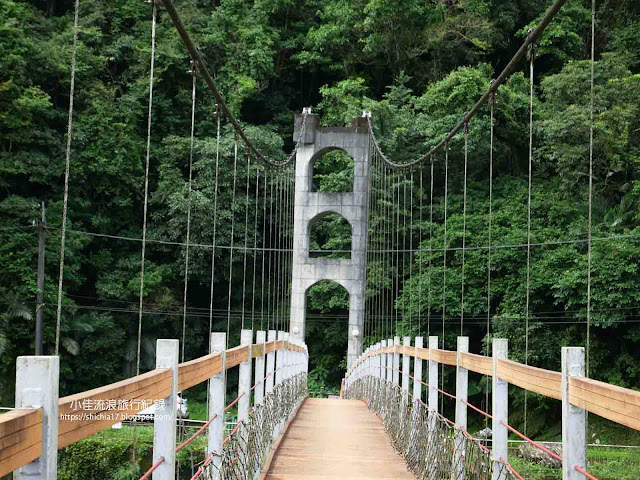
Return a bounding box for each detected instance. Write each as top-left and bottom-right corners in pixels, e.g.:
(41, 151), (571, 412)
(497, 359), (562, 401)
(0, 408), (43, 477)
(58, 368), (173, 448)
(1, 338), (307, 475)
(569, 376), (640, 431)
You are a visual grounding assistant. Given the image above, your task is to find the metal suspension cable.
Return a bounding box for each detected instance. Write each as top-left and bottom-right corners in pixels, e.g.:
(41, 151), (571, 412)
(365, 0), (568, 169)
(274, 177), (282, 331)
(460, 122), (470, 335)
(409, 171), (414, 334)
(524, 39), (536, 437)
(160, 0), (307, 169)
(266, 178), (274, 331)
(133, 5), (156, 476)
(250, 169), (260, 332)
(55, 0), (80, 355)
(395, 173), (401, 335)
(226, 137), (239, 347)
(586, 0), (596, 377)
(486, 91), (496, 430)
(241, 147), (251, 329)
(209, 107), (222, 338)
(441, 143), (449, 413)
(418, 167), (423, 337)
(402, 175), (408, 332)
(260, 173), (268, 331)
(135, 1), (157, 372)
(428, 158), (434, 337)
(181, 65), (196, 363)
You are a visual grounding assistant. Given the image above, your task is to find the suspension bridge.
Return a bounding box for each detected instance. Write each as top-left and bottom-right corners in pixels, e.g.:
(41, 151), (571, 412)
(1, 0), (640, 478)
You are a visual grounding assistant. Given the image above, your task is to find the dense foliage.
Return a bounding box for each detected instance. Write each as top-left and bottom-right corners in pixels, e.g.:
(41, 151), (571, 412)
(1, 0), (639, 441)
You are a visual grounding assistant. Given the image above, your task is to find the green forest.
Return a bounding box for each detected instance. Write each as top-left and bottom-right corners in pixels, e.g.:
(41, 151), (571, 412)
(1, 0), (640, 446)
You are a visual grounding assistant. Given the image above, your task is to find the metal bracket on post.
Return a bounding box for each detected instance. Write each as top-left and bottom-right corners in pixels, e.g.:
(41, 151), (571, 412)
(208, 333), (226, 472)
(254, 331), (266, 406)
(15, 356), (59, 480)
(153, 339), (179, 480)
(455, 336), (469, 480)
(562, 347), (586, 480)
(492, 339), (509, 480)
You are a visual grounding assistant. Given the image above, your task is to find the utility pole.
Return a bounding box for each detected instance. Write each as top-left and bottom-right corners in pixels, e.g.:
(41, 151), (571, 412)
(35, 202), (45, 355)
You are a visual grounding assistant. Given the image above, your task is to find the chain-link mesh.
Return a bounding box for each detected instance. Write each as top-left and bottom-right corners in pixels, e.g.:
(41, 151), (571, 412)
(198, 372), (307, 479)
(346, 376), (517, 480)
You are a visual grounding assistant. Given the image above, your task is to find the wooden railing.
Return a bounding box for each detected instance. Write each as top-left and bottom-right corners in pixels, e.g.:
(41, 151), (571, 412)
(0, 408), (43, 476)
(0, 339), (306, 477)
(346, 341), (640, 432)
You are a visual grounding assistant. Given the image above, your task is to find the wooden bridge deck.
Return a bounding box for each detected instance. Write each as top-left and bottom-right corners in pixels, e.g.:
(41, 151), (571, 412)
(264, 398), (415, 479)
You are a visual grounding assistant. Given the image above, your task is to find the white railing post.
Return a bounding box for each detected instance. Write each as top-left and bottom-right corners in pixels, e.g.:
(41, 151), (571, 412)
(153, 339), (179, 480)
(254, 331), (266, 406)
(492, 339), (509, 480)
(284, 332), (290, 381)
(428, 336), (439, 436)
(402, 336), (411, 405)
(387, 338), (393, 383)
(266, 330), (276, 396)
(273, 331), (285, 438)
(15, 356), (59, 480)
(455, 336), (469, 480)
(413, 336), (423, 404)
(393, 336), (400, 386)
(238, 330), (253, 425)
(380, 340), (387, 382)
(562, 347), (586, 480)
(276, 331), (285, 387)
(208, 332), (226, 472)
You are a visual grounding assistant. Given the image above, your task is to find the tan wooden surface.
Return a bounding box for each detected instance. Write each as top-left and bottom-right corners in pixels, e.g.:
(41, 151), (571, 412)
(570, 377), (640, 431)
(0, 408), (42, 477)
(460, 352), (493, 376)
(497, 359), (562, 401)
(58, 368), (172, 448)
(264, 398), (415, 479)
(178, 352), (222, 391)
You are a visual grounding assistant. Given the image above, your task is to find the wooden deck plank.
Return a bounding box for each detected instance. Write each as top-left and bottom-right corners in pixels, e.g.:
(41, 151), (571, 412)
(265, 398), (415, 479)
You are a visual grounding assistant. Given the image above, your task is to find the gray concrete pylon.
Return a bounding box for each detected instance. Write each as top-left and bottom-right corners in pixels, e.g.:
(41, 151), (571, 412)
(289, 113), (371, 370)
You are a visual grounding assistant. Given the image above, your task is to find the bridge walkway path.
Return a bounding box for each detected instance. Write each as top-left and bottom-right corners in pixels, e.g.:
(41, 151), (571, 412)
(264, 397), (415, 479)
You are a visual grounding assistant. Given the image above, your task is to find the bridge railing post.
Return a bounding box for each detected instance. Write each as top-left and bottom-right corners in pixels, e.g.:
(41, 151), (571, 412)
(562, 347), (586, 480)
(455, 336), (469, 480)
(402, 337), (411, 406)
(254, 331), (266, 407)
(14, 355), (59, 480)
(238, 330), (252, 426)
(266, 330), (276, 397)
(273, 331), (285, 438)
(492, 339), (508, 480)
(387, 338), (393, 384)
(284, 332), (290, 381)
(208, 332), (226, 472)
(153, 339), (179, 480)
(428, 336), (439, 438)
(393, 336), (400, 387)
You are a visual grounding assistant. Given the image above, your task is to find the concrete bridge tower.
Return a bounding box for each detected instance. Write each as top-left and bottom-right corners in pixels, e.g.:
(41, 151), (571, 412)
(289, 111), (370, 370)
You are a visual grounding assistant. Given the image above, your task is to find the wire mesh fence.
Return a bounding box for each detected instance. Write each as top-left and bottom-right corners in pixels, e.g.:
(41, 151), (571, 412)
(346, 376), (517, 480)
(199, 371), (307, 479)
